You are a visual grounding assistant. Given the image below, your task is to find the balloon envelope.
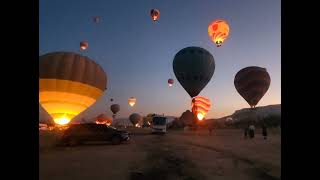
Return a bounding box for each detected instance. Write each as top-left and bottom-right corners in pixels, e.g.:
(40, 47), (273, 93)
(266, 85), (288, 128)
(129, 113), (142, 126)
(96, 114), (113, 125)
(208, 19), (230, 47)
(234, 66), (271, 108)
(150, 9), (160, 21)
(80, 41), (88, 50)
(93, 16), (101, 24)
(191, 96), (211, 121)
(173, 47), (215, 98)
(128, 97), (136, 107)
(110, 104), (120, 114)
(39, 52), (107, 125)
(168, 78), (174, 87)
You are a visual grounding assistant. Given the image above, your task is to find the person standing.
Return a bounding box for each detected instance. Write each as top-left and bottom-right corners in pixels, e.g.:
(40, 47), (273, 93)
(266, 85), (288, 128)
(249, 124), (255, 138)
(244, 125), (248, 139)
(262, 124), (268, 140)
(208, 125), (213, 135)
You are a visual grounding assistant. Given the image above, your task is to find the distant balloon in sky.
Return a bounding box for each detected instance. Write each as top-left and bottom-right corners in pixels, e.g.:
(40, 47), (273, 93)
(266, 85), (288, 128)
(110, 104), (120, 115)
(150, 9), (160, 21)
(128, 97), (136, 107)
(173, 47), (215, 98)
(168, 78), (174, 87)
(93, 16), (101, 24)
(234, 66), (271, 108)
(208, 19), (230, 47)
(129, 113), (142, 126)
(110, 98), (113, 102)
(80, 41), (88, 50)
(96, 114), (112, 126)
(191, 96), (211, 121)
(39, 52), (107, 125)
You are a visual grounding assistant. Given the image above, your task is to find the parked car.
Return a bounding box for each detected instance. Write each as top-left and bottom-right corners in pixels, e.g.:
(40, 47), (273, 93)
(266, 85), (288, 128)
(60, 123), (130, 146)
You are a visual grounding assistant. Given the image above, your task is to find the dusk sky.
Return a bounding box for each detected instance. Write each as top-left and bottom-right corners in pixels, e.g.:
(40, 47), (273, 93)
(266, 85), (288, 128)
(39, 0), (281, 120)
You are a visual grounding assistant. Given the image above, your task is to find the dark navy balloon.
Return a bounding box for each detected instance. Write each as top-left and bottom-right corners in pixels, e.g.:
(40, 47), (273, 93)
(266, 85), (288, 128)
(234, 66), (271, 108)
(173, 47), (215, 98)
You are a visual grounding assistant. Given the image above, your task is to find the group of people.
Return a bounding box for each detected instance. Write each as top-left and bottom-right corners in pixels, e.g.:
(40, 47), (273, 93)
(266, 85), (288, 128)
(244, 123), (268, 139)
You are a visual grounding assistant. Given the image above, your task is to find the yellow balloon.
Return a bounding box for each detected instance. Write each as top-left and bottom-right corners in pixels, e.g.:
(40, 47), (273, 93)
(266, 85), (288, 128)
(39, 52), (107, 125)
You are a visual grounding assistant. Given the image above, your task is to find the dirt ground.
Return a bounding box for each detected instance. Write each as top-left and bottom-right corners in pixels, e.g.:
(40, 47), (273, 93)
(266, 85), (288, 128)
(39, 128), (281, 180)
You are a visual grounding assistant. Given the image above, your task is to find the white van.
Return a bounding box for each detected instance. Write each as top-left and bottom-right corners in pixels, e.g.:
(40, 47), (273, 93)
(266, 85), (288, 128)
(151, 116), (167, 134)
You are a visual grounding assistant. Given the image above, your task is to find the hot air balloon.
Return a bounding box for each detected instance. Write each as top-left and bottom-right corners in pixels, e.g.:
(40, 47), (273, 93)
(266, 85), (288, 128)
(168, 78), (174, 87)
(110, 104), (120, 118)
(80, 41), (88, 50)
(39, 52), (107, 125)
(96, 114), (113, 125)
(128, 97), (136, 107)
(150, 9), (160, 21)
(129, 113), (142, 127)
(234, 66), (271, 108)
(110, 98), (113, 102)
(208, 19), (230, 47)
(93, 16), (101, 24)
(173, 47), (215, 98)
(191, 96), (211, 121)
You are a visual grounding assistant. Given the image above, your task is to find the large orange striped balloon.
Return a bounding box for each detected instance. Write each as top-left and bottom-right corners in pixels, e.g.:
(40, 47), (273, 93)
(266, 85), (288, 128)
(191, 96), (211, 121)
(208, 19), (230, 47)
(39, 52), (107, 125)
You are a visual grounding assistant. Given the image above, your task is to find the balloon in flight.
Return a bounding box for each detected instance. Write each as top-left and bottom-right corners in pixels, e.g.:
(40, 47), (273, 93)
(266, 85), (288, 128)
(110, 104), (120, 115)
(168, 78), (174, 87)
(173, 47), (215, 98)
(150, 9), (160, 21)
(128, 97), (136, 107)
(80, 41), (88, 50)
(234, 66), (271, 108)
(208, 19), (230, 47)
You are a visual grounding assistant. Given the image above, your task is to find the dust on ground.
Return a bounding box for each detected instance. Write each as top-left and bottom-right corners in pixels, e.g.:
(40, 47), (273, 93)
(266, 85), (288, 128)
(39, 128), (280, 180)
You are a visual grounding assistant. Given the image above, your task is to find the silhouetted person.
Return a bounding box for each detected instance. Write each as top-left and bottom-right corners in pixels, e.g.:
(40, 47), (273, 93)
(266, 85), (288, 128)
(244, 125), (249, 139)
(249, 124), (255, 138)
(262, 124), (268, 140)
(208, 125), (213, 135)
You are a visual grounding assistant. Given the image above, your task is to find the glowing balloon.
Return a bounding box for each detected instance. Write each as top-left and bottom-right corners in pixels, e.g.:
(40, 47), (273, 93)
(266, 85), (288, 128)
(173, 47), (215, 98)
(129, 113), (142, 126)
(150, 9), (160, 21)
(80, 41), (88, 50)
(168, 78), (174, 87)
(191, 96), (211, 121)
(208, 19), (230, 47)
(128, 97), (136, 107)
(234, 66), (271, 108)
(96, 114), (113, 125)
(39, 52), (107, 125)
